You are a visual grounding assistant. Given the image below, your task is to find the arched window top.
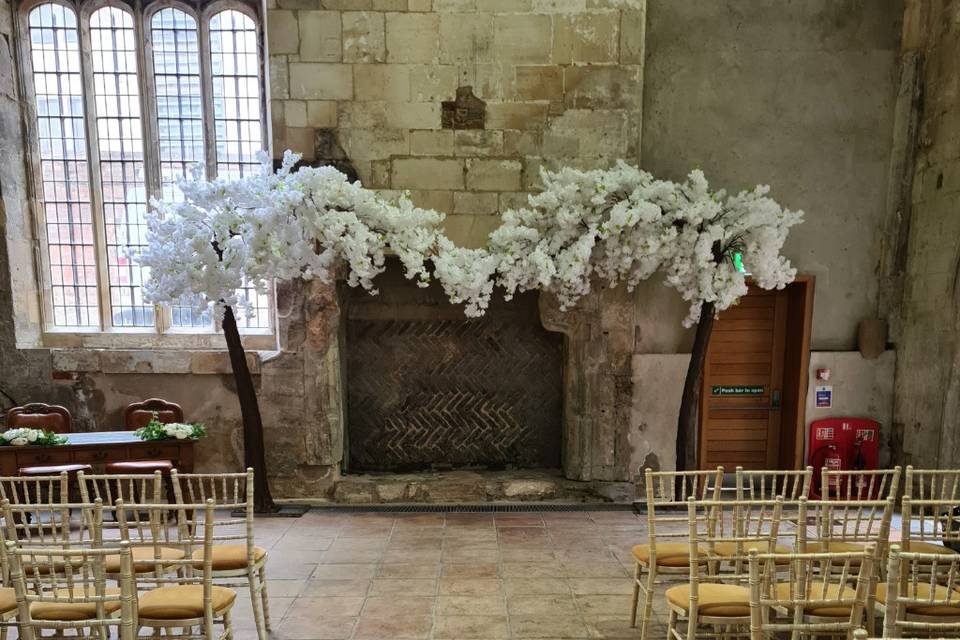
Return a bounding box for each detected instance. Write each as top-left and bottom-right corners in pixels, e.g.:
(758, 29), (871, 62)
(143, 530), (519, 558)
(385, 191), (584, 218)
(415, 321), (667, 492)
(17, 0), (271, 341)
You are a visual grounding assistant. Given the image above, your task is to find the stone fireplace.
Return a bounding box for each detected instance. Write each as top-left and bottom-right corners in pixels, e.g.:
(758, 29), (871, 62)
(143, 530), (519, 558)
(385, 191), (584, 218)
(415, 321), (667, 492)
(343, 265), (563, 473)
(263, 258), (641, 501)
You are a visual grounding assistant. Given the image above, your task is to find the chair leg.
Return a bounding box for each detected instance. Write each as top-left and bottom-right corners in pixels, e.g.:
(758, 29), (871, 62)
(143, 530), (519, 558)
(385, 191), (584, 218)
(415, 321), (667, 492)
(639, 566), (657, 640)
(666, 609), (678, 640)
(630, 563), (642, 627)
(248, 570), (268, 640)
(223, 609), (234, 640)
(259, 564), (272, 631)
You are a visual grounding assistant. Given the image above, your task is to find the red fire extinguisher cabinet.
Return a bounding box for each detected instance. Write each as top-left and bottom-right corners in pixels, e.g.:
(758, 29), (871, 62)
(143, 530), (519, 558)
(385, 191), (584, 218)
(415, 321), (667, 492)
(807, 417), (881, 499)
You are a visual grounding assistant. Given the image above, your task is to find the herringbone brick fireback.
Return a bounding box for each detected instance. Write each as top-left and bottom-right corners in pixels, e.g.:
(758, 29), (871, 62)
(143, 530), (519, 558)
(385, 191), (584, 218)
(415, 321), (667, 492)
(345, 266), (563, 472)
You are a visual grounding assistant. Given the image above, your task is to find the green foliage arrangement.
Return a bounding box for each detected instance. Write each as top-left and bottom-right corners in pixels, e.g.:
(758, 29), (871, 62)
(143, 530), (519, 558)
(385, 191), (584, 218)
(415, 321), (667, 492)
(135, 412), (207, 441)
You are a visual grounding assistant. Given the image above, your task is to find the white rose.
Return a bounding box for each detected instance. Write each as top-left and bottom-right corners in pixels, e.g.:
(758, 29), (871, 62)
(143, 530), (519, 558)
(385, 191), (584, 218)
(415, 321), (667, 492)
(175, 430), (188, 440)
(26, 430), (38, 442)
(10, 437), (28, 446)
(164, 425), (177, 436)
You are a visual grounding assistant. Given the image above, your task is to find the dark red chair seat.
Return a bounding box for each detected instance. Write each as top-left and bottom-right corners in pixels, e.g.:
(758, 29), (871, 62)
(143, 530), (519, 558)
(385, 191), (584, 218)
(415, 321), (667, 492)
(104, 460), (174, 473)
(19, 463), (92, 476)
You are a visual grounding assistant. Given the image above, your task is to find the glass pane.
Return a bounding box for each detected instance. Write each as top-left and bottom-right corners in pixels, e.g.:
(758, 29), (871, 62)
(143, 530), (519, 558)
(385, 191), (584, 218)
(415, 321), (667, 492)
(151, 7), (211, 329)
(29, 2), (99, 327)
(210, 10), (269, 329)
(150, 7), (204, 202)
(90, 6), (154, 328)
(209, 9), (262, 181)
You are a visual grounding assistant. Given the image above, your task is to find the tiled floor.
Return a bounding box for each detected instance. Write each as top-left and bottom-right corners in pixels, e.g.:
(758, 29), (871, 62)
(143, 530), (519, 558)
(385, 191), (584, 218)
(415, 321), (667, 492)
(234, 508), (667, 640)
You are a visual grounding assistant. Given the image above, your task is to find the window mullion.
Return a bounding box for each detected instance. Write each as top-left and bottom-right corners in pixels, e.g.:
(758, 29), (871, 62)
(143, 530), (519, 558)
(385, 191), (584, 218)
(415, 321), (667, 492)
(78, 7), (111, 332)
(199, 10), (217, 180)
(135, 3), (165, 335)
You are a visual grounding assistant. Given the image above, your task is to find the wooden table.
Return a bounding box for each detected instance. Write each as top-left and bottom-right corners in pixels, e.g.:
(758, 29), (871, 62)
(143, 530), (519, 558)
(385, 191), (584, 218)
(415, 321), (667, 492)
(0, 431), (196, 475)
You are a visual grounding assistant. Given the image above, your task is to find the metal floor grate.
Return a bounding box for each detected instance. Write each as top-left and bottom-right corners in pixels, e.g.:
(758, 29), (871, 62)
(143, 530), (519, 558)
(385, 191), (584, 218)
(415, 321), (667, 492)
(311, 503), (637, 513)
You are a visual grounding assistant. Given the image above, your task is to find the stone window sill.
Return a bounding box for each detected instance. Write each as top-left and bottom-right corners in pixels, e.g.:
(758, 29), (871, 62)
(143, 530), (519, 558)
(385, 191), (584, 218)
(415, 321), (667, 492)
(50, 348), (263, 376)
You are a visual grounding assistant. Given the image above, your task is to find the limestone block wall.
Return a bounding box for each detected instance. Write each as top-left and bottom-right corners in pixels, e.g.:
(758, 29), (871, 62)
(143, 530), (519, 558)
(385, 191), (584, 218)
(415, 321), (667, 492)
(266, 0), (645, 246)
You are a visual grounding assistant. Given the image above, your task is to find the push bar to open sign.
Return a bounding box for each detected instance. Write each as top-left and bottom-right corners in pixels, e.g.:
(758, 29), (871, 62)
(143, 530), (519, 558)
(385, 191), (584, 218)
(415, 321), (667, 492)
(711, 385), (765, 396)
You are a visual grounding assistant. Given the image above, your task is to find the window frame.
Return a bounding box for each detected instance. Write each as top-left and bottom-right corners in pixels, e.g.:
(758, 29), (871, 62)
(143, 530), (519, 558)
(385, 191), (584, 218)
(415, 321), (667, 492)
(16, 0), (275, 350)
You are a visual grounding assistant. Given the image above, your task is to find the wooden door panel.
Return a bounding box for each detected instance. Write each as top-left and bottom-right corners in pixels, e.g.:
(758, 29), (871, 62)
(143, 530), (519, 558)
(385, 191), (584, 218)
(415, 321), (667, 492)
(699, 286), (788, 469)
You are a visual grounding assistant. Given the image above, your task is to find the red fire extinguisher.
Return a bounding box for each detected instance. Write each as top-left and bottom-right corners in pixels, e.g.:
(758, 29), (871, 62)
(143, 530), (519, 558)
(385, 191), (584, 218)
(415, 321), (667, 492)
(810, 442), (843, 498)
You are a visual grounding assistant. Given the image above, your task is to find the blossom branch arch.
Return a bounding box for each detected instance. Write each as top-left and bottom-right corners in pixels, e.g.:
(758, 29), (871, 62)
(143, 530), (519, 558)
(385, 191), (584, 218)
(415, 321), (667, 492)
(140, 151), (803, 511)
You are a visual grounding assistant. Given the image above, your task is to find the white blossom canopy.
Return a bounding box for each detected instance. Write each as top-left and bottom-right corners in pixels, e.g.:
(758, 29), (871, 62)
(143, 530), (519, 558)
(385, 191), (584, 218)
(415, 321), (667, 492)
(139, 151), (804, 327)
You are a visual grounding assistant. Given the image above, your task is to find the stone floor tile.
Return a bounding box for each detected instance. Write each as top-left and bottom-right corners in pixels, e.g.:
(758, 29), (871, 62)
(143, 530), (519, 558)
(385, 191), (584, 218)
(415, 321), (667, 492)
(500, 561), (565, 578)
(368, 577), (438, 596)
(310, 563), (378, 579)
(567, 578), (634, 596)
(510, 614), (590, 638)
(508, 594), (578, 616)
(273, 615), (357, 639)
(285, 596), (366, 617)
(361, 595), (436, 618)
(377, 562), (441, 578)
(438, 577), (504, 595)
(561, 561), (630, 578)
(436, 594), (508, 615)
(352, 613), (433, 639)
(504, 577), (572, 596)
(321, 548), (386, 563)
(441, 562), (500, 578)
(300, 578), (372, 597)
(575, 594), (627, 617)
(432, 615), (511, 639)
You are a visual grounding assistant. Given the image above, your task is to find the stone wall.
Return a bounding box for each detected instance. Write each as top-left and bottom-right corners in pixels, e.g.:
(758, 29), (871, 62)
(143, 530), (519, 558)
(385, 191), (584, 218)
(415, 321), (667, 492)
(0, 0), (931, 499)
(892, 0), (960, 468)
(266, 0), (645, 246)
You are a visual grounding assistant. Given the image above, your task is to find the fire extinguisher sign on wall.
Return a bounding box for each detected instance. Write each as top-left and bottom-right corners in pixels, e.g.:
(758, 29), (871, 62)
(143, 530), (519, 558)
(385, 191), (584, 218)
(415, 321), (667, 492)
(807, 418), (881, 499)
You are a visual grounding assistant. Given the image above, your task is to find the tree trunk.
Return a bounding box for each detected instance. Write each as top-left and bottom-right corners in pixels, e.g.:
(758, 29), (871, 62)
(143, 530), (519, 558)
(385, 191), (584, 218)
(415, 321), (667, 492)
(675, 301), (716, 474)
(222, 305), (277, 513)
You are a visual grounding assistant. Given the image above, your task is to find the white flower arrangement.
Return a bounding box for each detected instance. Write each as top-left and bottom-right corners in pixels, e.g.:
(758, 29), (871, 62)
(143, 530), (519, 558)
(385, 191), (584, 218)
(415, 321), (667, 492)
(135, 413), (207, 441)
(0, 428), (67, 447)
(138, 152), (803, 327)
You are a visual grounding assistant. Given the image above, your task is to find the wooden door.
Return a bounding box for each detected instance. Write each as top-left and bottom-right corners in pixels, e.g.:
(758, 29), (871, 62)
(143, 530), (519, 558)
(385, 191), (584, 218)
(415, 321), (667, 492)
(700, 287), (788, 470)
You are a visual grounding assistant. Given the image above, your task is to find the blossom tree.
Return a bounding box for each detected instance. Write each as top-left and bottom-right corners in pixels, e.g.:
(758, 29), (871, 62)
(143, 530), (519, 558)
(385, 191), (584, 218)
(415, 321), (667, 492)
(141, 151), (802, 511)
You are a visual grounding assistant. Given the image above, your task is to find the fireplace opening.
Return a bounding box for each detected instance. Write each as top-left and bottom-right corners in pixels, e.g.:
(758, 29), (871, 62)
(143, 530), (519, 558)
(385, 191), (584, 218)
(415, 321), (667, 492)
(343, 261), (564, 473)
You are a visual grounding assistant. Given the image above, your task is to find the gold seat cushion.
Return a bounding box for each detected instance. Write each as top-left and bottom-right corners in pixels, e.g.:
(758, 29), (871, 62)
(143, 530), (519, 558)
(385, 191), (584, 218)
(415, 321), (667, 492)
(0, 588), (15, 615)
(105, 546), (186, 573)
(773, 582), (859, 617)
(875, 583), (960, 615)
(191, 544), (267, 571)
(632, 543), (705, 567)
(31, 587), (122, 621)
(806, 541), (871, 554)
(712, 542), (793, 558)
(665, 583), (751, 616)
(138, 585), (237, 620)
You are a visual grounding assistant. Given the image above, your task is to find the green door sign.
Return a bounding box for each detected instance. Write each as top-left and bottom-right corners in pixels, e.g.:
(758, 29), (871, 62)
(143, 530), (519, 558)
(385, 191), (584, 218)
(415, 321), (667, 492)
(711, 385), (765, 396)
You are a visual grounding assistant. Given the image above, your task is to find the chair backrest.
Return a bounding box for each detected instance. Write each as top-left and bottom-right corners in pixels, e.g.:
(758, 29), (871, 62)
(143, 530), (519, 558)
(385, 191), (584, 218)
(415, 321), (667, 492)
(0, 499), (102, 585)
(821, 466), (901, 501)
(736, 466), (813, 503)
(749, 547), (875, 640)
(171, 469), (255, 557)
(688, 496), (785, 585)
(882, 544), (960, 638)
(123, 398), (184, 430)
(901, 495), (960, 552)
(643, 468), (723, 558)
(904, 466), (960, 502)
(117, 500), (217, 636)
(5, 403), (72, 434)
(7, 539), (136, 640)
(807, 498), (894, 552)
(0, 472), (70, 506)
(78, 471), (164, 542)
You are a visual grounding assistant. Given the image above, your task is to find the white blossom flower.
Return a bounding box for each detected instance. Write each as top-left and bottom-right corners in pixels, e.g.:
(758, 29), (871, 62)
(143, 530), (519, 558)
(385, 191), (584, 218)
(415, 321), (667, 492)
(140, 152), (802, 329)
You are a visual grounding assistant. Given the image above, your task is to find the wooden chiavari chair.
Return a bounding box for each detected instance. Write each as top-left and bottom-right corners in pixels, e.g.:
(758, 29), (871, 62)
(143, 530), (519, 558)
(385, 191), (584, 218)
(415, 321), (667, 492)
(905, 467), (960, 501)
(117, 499), (236, 639)
(172, 468), (269, 640)
(876, 544), (960, 638)
(749, 547), (875, 640)
(821, 467), (901, 501)
(737, 467), (813, 553)
(7, 540), (136, 640)
(79, 474), (187, 578)
(666, 496), (785, 640)
(630, 467), (724, 640)
(0, 473), (69, 508)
